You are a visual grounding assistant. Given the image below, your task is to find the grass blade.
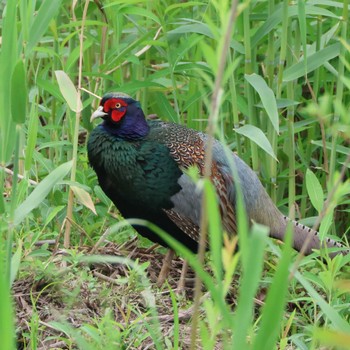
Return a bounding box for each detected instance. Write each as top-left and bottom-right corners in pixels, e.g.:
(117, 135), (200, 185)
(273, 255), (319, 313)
(0, 0), (17, 163)
(245, 73), (279, 133)
(283, 43), (341, 82)
(252, 226), (292, 350)
(14, 160), (72, 225)
(305, 168), (324, 213)
(233, 223), (268, 348)
(26, 0), (63, 54)
(55, 70), (83, 113)
(235, 124), (277, 161)
(11, 60), (27, 124)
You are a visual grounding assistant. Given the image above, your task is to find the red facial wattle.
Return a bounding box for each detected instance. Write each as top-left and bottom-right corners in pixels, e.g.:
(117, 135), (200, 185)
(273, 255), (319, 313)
(111, 108), (126, 122)
(102, 98), (128, 122)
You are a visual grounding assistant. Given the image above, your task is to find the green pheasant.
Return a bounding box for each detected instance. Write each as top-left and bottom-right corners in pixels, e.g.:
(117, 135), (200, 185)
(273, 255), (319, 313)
(88, 92), (347, 283)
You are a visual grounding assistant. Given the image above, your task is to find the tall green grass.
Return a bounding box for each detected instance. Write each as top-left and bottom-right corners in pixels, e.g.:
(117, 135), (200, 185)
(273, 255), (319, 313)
(1, 0), (349, 349)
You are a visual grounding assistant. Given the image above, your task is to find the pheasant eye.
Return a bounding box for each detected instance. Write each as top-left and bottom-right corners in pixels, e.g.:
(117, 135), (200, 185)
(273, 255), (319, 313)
(115, 103), (122, 108)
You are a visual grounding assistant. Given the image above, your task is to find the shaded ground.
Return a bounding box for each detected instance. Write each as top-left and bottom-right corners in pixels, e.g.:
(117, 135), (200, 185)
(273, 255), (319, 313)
(13, 240), (219, 350)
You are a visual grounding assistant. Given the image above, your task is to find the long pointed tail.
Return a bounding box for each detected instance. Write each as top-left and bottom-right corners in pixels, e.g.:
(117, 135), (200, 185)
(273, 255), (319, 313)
(278, 216), (348, 257)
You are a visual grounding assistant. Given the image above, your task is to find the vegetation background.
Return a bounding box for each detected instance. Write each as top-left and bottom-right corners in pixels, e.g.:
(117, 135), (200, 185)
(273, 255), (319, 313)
(0, 0), (349, 349)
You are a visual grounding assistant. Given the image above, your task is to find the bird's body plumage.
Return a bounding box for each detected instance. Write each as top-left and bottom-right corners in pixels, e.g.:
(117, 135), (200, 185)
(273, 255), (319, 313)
(88, 93), (346, 257)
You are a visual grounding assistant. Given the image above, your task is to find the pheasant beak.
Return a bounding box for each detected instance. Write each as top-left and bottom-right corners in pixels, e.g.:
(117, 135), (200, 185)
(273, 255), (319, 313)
(90, 106), (107, 122)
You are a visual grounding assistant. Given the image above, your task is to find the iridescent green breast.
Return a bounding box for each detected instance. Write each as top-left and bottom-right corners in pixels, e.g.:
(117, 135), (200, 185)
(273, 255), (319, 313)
(87, 125), (183, 211)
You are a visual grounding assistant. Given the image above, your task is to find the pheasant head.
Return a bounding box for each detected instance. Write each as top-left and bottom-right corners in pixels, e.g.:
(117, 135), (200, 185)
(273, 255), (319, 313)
(90, 92), (150, 139)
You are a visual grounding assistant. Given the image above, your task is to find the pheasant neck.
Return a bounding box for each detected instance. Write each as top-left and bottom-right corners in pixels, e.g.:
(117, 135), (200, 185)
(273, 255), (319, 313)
(102, 108), (150, 140)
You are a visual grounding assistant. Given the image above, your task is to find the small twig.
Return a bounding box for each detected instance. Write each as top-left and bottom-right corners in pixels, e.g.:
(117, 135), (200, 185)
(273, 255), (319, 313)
(34, 240), (56, 247)
(79, 87), (101, 100)
(48, 341), (68, 349)
(93, 271), (120, 285)
(0, 166), (38, 186)
(144, 243), (160, 254)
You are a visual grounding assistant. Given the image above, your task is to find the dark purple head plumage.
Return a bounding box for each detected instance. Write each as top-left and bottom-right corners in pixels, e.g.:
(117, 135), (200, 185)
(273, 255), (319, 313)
(90, 92), (150, 139)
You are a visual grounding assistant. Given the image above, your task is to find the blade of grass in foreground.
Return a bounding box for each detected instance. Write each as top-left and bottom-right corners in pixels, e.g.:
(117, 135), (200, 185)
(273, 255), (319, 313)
(232, 223), (268, 349)
(169, 287), (180, 350)
(0, 0), (17, 163)
(314, 328), (350, 349)
(130, 218), (234, 327)
(0, 241), (15, 350)
(252, 225), (292, 350)
(206, 181), (223, 283)
(26, 0), (63, 55)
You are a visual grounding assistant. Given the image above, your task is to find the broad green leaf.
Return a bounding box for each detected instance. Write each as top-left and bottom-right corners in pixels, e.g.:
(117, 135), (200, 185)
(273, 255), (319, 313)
(235, 124), (277, 160)
(283, 43), (341, 82)
(71, 186), (97, 215)
(14, 161), (72, 225)
(27, 0), (63, 54)
(305, 168), (324, 213)
(55, 70), (82, 113)
(245, 74), (279, 133)
(11, 60), (27, 124)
